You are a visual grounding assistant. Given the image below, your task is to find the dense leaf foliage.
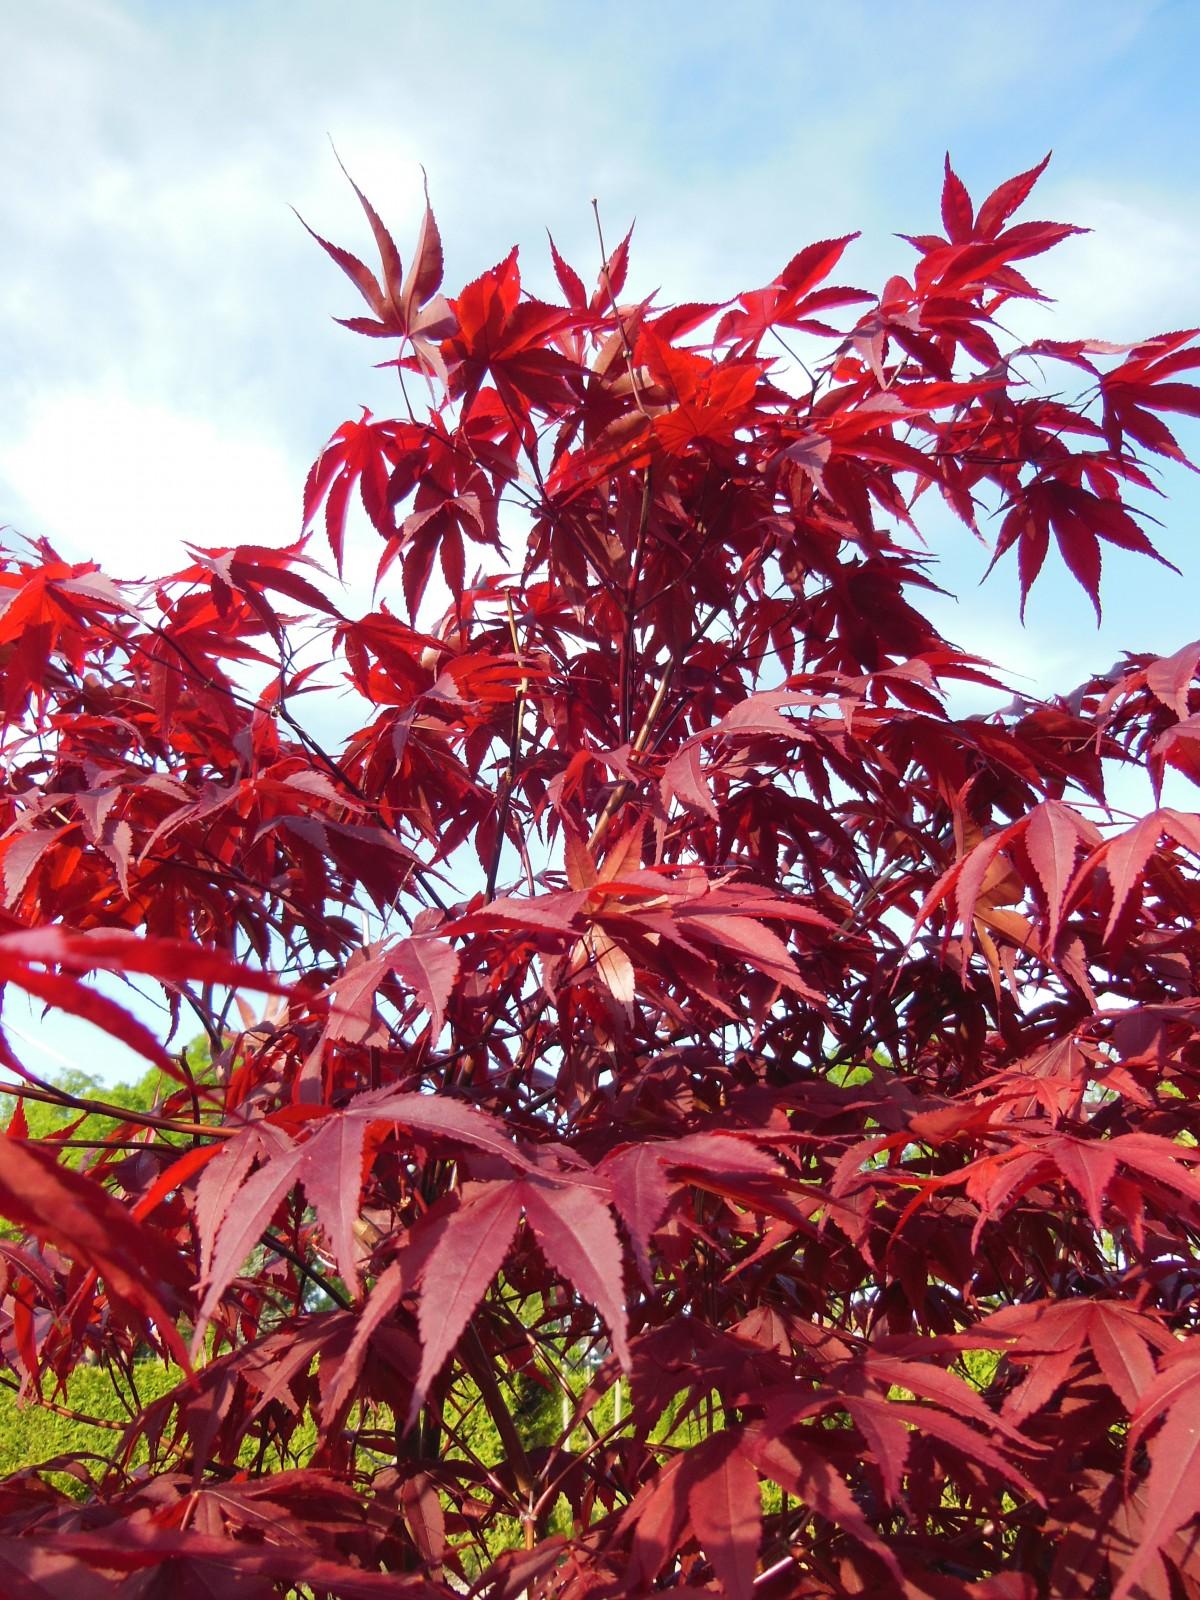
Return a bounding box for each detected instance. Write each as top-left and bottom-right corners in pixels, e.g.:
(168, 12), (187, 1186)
(2, 154), (1199, 1597)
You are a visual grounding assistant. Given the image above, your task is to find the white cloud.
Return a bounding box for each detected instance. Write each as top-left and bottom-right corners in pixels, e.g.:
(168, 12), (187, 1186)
(0, 389), (299, 572)
(1006, 184), (1200, 342)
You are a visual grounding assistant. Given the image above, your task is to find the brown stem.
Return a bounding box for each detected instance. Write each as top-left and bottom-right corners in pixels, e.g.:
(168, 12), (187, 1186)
(462, 1322), (535, 1496)
(0, 1372), (126, 1430)
(262, 1231), (352, 1311)
(589, 596), (728, 851)
(619, 471), (653, 745)
(7, 1079), (233, 1142)
(461, 1319), (540, 1547)
(485, 595), (530, 901)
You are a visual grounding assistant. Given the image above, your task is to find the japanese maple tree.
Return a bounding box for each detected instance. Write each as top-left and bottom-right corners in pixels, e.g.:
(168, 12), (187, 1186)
(2, 153), (1200, 1598)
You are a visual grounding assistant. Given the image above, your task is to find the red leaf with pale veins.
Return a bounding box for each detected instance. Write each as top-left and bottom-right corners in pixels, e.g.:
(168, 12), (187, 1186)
(401, 183), (445, 326)
(389, 933), (459, 1036)
(981, 1298), (1171, 1418)
(325, 945), (390, 1043)
(521, 1176), (630, 1368)
(298, 1112), (370, 1298)
(1145, 639), (1200, 719)
(681, 911), (819, 1001)
(1046, 1136), (1118, 1236)
(447, 889), (588, 937)
(665, 1132), (781, 1178)
(586, 926), (637, 1016)
(345, 1086), (535, 1171)
(1097, 812), (1169, 941)
(662, 742), (717, 819)
(194, 1142), (306, 1352)
(2, 827), (69, 906)
(1087, 1303), (1161, 1412)
(741, 1425), (903, 1582)
(293, 211), (388, 319)
(975, 152), (1052, 237)
(322, 1257), (409, 1420)
(194, 1126), (289, 1282)
(864, 1353), (1028, 1442)
(548, 233), (586, 309)
(720, 234), (860, 351)
(1023, 799), (1089, 947)
(688, 1438), (761, 1600)
(846, 1393), (912, 1503)
(911, 820), (1021, 946)
(1115, 1353), (1200, 1599)
(884, 1400), (1041, 1500)
(601, 1143), (671, 1283)
(335, 155), (405, 308)
(400, 1471), (446, 1567)
(563, 828), (598, 891)
(591, 222), (633, 311)
(1111, 1131), (1200, 1209)
(624, 1452), (691, 1588)
(779, 233), (861, 298)
(410, 1180), (523, 1424)
(601, 1133), (777, 1284)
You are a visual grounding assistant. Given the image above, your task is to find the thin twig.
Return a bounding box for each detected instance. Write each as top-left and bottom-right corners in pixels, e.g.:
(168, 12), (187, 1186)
(485, 595), (531, 900)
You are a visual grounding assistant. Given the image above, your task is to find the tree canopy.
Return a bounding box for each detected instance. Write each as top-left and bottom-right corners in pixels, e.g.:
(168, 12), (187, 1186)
(1, 154), (1200, 1598)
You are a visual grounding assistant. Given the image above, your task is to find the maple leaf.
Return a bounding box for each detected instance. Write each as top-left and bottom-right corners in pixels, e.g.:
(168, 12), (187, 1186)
(715, 233), (867, 353)
(991, 475), (1177, 619)
(0, 554), (132, 727)
(602, 1133), (780, 1283)
(638, 332), (763, 457)
(407, 1170), (629, 1425)
(1100, 328), (1200, 463)
(389, 933), (459, 1037)
(941, 154), (974, 243)
(687, 1436), (762, 1600)
(1144, 637), (1200, 720)
(409, 1179), (523, 1427)
(741, 1424), (903, 1582)
(521, 1174), (629, 1367)
(442, 248), (581, 430)
(303, 410), (412, 573)
(1114, 1345), (1200, 1600)
(1077, 807), (1200, 943)
(193, 1087), (537, 1347)
(300, 162), (456, 384)
(979, 1299), (1173, 1418)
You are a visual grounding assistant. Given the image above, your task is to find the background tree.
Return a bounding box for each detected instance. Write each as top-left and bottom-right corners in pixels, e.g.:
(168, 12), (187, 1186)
(0, 154), (1199, 1598)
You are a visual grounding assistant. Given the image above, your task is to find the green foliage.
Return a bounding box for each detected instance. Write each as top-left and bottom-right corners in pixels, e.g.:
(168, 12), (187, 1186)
(0, 1361), (180, 1496)
(1, 1053), (208, 1156)
(0, 1059), (209, 1484)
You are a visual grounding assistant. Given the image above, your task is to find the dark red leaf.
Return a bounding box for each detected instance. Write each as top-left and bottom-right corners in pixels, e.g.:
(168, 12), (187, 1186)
(941, 155), (974, 243)
(410, 1180), (523, 1423)
(687, 1439), (761, 1600)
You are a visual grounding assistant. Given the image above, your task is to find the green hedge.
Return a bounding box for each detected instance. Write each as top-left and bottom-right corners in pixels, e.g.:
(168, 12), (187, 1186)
(0, 1362), (181, 1492)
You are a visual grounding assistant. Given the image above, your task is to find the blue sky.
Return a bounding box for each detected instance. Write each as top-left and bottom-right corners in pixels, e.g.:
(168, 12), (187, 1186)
(2, 0), (1198, 1081)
